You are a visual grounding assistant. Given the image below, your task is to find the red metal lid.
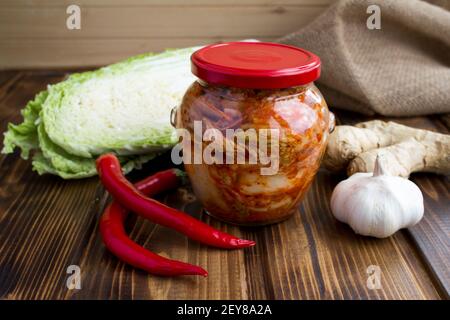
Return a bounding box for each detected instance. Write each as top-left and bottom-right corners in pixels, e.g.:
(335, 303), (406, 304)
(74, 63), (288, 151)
(191, 42), (321, 89)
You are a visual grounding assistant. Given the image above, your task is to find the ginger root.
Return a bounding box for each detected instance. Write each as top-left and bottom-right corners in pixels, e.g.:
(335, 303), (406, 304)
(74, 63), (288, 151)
(323, 120), (450, 177)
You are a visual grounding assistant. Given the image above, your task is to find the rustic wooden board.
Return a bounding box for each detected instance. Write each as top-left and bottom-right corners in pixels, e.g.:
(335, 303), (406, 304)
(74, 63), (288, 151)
(0, 6), (325, 39)
(0, 38), (274, 69)
(0, 0), (334, 5)
(336, 111), (450, 299)
(0, 71), (448, 300)
(0, 0), (334, 69)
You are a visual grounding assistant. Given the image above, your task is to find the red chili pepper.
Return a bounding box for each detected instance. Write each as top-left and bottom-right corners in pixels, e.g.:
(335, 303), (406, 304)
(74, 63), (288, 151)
(100, 169), (207, 277)
(96, 153), (255, 249)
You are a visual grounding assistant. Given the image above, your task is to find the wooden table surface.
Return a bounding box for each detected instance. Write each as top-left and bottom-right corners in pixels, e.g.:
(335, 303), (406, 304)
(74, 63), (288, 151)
(0, 70), (448, 300)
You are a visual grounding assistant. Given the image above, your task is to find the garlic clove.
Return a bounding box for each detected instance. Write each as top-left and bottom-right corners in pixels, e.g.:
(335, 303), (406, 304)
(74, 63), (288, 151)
(330, 157), (424, 238)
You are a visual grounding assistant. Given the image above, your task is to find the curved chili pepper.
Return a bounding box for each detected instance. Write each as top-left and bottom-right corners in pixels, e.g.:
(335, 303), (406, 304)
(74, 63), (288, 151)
(100, 169), (207, 277)
(96, 153), (255, 249)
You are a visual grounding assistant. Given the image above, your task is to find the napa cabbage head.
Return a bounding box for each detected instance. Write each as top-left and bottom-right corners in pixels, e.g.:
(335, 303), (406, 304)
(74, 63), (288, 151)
(2, 46), (200, 178)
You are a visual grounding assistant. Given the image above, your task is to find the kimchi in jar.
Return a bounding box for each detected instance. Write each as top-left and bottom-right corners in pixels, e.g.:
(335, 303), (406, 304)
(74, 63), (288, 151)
(175, 42), (334, 226)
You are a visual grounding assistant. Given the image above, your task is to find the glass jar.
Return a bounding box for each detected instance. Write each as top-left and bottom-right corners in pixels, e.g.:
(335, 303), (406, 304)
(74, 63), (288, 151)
(175, 42), (334, 226)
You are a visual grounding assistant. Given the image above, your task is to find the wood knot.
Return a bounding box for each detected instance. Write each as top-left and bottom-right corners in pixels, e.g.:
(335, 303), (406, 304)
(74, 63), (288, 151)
(272, 6), (286, 14)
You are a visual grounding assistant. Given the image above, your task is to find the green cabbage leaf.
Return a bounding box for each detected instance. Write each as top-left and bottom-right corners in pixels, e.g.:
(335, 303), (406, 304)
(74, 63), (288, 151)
(2, 47), (199, 179)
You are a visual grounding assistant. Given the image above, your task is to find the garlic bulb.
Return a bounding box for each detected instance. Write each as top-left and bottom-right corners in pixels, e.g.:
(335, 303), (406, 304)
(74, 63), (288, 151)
(330, 156), (424, 238)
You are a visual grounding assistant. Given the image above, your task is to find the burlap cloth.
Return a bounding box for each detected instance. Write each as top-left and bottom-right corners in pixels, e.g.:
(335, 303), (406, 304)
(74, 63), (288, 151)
(278, 0), (450, 116)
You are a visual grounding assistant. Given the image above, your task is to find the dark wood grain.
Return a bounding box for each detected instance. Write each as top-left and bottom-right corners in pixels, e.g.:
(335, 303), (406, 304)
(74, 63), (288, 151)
(408, 174), (450, 298)
(335, 109), (450, 299)
(0, 71), (448, 300)
(405, 115), (449, 299)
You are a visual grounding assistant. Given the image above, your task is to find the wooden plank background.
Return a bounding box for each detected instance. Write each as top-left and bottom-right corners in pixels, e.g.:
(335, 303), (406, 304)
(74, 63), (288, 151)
(0, 70), (448, 300)
(0, 0), (334, 69)
(1, 0), (449, 301)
